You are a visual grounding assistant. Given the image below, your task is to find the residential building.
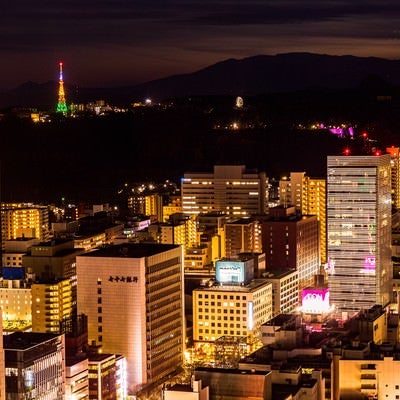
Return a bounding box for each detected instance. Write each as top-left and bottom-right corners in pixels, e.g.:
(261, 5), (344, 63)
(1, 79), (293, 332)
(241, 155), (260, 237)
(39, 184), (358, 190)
(31, 278), (73, 334)
(1, 203), (50, 249)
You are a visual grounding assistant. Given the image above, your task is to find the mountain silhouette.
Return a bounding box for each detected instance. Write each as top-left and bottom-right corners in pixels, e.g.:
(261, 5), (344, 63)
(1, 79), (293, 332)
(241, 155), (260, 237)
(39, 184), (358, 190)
(1, 53), (399, 108)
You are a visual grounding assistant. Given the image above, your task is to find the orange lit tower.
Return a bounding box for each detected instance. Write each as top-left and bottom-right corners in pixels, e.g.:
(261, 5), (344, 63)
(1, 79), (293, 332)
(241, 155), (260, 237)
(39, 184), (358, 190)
(56, 62), (68, 114)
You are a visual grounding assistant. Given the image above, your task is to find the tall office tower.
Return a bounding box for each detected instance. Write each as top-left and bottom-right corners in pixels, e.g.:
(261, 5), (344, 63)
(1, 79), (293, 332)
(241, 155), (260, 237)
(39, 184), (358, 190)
(76, 243), (184, 394)
(279, 172), (327, 263)
(31, 278), (73, 333)
(1, 203), (50, 249)
(386, 146), (400, 209)
(327, 154), (392, 317)
(4, 332), (65, 399)
(225, 218), (262, 258)
(261, 206), (320, 291)
(181, 165), (268, 216)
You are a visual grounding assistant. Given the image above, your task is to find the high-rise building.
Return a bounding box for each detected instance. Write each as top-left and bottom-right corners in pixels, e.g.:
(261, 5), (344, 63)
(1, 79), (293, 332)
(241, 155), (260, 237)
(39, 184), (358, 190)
(279, 172), (327, 263)
(4, 332), (65, 399)
(31, 278), (73, 333)
(261, 206), (320, 291)
(1, 203), (50, 249)
(181, 165), (268, 216)
(76, 243), (184, 394)
(386, 146), (400, 210)
(327, 154), (392, 317)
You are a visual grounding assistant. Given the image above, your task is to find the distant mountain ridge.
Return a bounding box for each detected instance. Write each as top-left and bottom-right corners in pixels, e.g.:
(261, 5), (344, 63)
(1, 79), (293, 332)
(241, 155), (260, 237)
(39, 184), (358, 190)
(1, 52), (400, 108)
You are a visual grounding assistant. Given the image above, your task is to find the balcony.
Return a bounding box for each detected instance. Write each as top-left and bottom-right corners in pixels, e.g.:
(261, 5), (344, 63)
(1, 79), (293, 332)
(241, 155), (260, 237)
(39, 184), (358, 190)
(360, 364), (376, 370)
(361, 374), (376, 380)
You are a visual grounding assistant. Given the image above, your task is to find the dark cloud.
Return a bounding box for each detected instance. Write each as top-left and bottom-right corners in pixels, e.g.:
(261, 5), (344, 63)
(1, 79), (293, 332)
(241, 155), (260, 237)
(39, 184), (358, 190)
(1, 0), (400, 88)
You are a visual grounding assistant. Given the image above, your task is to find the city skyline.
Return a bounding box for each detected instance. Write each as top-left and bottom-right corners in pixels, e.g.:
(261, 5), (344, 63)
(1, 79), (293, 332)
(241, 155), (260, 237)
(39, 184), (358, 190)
(2, 0), (400, 89)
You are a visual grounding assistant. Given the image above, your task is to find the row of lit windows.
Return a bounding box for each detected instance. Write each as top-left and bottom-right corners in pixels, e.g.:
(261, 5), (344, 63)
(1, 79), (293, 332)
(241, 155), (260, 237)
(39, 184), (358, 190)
(198, 309), (246, 315)
(198, 315), (246, 321)
(198, 301), (246, 307)
(197, 294), (247, 300)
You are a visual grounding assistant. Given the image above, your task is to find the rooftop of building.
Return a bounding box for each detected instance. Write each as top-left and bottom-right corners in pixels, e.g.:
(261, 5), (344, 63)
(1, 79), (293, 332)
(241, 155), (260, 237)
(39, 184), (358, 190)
(80, 243), (179, 258)
(272, 379), (318, 398)
(88, 353), (116, 362)
(6, 237), (37, 242)
(25, 247), (85, 257)
(66, 354), (88, 367)
(4, 332), (60, 350)
(263, 314), (298, 327)
(195, 366), (268, 376)
(34, 239), (71, 247)
(198, 212), (228, 218)
(165, 383), (193, 392)
(263, 268), (297, 279)
(354, 305), (385, 322)
(194, 278), (271, 293)
(227, 217), (256, 225)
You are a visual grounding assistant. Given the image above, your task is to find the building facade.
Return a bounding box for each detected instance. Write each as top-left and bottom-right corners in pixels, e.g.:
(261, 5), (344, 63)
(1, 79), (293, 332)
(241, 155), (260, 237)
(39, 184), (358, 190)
(31, 278), (73, 333)
(225, 218), (262, 258)
(76, 243), (185, 394)
(261, 206), (320, 291)
(327, 154), (392, 317)
(4, 332), (65, 400)
(327, 155), (392, 318)
(182, 165), (268, 216)
(1, 203), (50, 249)
(279, 172), (327, 263)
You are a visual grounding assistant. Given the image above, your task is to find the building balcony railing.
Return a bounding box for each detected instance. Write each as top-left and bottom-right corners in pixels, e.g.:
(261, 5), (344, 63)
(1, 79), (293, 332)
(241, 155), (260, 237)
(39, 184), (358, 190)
(361, 374), (376, 380)
(360, 364), (376, 370)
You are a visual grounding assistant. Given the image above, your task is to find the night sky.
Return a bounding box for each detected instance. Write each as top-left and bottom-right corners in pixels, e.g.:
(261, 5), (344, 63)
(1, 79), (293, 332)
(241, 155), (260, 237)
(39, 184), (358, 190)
(2, 0), (400, 90)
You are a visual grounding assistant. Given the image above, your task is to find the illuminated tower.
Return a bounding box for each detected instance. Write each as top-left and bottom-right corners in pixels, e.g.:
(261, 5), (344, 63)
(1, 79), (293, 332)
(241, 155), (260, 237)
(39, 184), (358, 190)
(56, 61), (68, 114)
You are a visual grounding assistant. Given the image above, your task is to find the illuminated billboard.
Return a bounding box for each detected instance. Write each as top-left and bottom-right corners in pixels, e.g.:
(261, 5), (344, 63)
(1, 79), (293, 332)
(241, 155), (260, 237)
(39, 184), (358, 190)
(301, 288), (332, 314)
(216, 261), (245, 284)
